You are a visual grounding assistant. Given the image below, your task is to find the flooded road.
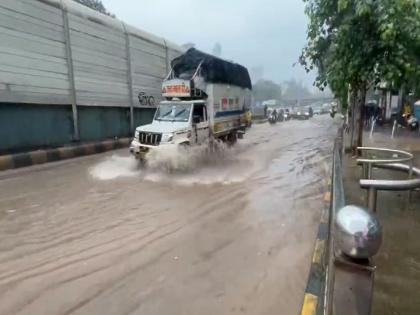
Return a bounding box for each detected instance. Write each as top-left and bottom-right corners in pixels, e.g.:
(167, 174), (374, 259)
(0, 115), (336, 315)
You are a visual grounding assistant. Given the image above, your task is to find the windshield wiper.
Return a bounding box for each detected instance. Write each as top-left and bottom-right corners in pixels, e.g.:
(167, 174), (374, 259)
(171, 109), (187, 122)
(175, 109), (186, 117)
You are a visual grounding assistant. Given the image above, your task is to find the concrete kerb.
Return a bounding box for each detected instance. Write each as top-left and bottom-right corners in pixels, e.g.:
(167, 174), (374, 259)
(300, 169), (332, 315)
(0, 155), (14, 171)
(0, 138), (131, 172)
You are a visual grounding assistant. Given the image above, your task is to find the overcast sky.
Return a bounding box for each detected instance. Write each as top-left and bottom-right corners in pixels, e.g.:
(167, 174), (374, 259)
(102, 0), (313, 87)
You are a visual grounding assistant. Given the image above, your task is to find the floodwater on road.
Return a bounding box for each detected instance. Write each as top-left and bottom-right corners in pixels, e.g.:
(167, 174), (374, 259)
(0, 115), (337, 315)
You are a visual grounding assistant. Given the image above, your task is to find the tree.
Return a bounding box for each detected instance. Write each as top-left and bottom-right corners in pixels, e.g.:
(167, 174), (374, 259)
(212, 43), (222, 57)
(300, 0), (420, 149)
(73, 0), (115, 17)
(252, 80), (282, 102)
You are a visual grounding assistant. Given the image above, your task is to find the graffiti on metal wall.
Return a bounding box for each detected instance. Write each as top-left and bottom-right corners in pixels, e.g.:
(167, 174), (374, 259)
(138, 92), (155, 107)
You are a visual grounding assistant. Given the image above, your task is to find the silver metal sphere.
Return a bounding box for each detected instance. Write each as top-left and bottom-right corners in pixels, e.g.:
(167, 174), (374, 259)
(335, 205), (382, 259)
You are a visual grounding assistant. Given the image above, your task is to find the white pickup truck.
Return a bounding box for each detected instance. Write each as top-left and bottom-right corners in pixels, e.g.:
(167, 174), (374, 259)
(130, 48), (252, 162)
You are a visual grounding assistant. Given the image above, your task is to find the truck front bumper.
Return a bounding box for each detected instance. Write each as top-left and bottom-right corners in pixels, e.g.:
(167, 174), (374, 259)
(129, 140), (176, 159)
(129, 140), (151, 159)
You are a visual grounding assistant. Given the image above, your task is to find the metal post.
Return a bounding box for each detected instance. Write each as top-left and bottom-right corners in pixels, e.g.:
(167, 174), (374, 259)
(408, 160), (414, 180)
(122, 23), (135, 134)
(61, 3), (79, 141)
(367, 187), (377, 212)
(367, 163), (373, 180)
(350, 92), (356, 151)
(362, 163), (368, 179)
(407, 160), (414, 205)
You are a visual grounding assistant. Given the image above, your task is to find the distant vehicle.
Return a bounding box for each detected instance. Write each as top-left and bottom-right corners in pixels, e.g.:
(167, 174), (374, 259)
(290, 107), (299, 119)
(278, 109), (285, 122)
(321, 103), (331, 114)
(268, 113), (277, 124)
(308, 106), (314, 118)
(292, 107), (311, 120)
(313, 106), (322, 115)
(283, 108), (291, 121)
(330, 106), (337, 118)
(399, 113), (419, 130)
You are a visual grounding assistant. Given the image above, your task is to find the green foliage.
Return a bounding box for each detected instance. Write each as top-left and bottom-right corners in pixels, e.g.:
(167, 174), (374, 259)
(301, 0), (420, 148)
(73, 0), (115, 17)
(300, 0), (420, 104)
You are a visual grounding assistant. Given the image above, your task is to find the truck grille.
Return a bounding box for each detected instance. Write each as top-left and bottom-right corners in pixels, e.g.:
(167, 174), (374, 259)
(138, 132), (162, 146)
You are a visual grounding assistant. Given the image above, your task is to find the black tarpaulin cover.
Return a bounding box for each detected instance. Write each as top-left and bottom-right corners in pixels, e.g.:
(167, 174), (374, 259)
(171, 48), (252, 90)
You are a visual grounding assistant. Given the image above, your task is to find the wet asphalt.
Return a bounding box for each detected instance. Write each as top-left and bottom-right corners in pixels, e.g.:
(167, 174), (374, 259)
(0, 115), (337, 315)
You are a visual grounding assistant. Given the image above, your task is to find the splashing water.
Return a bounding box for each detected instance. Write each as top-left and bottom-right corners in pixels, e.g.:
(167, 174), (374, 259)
(145, 140), (233, 172)
(89, 138), (267, 186)
(89, 155), (140, 180)
(142, 140), (260, 185)
(88, 121), (331, 186)
(89, 141), (251, 184)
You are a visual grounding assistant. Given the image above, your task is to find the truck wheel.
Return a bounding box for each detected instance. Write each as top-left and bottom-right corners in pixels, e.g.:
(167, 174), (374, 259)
(178, 142), (190, 153)
(227, 132), (237, 146)
(137, 157), (146, 169)
(207, 138), (221, 155)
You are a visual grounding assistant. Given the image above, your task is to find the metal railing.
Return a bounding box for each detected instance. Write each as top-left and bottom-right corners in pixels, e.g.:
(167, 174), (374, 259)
(357, 147), (414, 180)
(318, 136), (419, 315)
(324, 133), (379, 315)
(304, 131), (397, 315)
(357, 147), (420, 212)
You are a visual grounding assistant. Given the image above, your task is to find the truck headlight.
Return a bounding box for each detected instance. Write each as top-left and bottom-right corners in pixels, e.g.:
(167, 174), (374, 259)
(162, 133), (174, 142)
(134, 130), (139, 140)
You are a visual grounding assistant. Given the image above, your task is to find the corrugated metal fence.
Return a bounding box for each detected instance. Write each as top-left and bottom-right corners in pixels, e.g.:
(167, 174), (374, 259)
(0, 0), (184, 153)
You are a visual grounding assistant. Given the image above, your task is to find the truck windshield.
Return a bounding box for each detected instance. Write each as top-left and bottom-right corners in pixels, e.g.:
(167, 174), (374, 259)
(155, 103), (192, 122)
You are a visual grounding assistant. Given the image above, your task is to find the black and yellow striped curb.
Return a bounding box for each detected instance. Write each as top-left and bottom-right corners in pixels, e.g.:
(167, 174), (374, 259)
(0, 138), (130, 172)
(300, 180), (332, 315)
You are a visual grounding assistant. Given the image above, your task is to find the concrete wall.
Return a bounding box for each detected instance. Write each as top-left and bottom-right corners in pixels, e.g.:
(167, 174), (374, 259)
(0, 103), (157, 154)
(0, 0), (184, 153)
(78, 107), (131, 142)
(0, 0), (70, 105)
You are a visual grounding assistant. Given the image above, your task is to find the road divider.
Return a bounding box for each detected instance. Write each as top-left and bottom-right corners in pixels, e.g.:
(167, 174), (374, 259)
(0, 138), (130, 172)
